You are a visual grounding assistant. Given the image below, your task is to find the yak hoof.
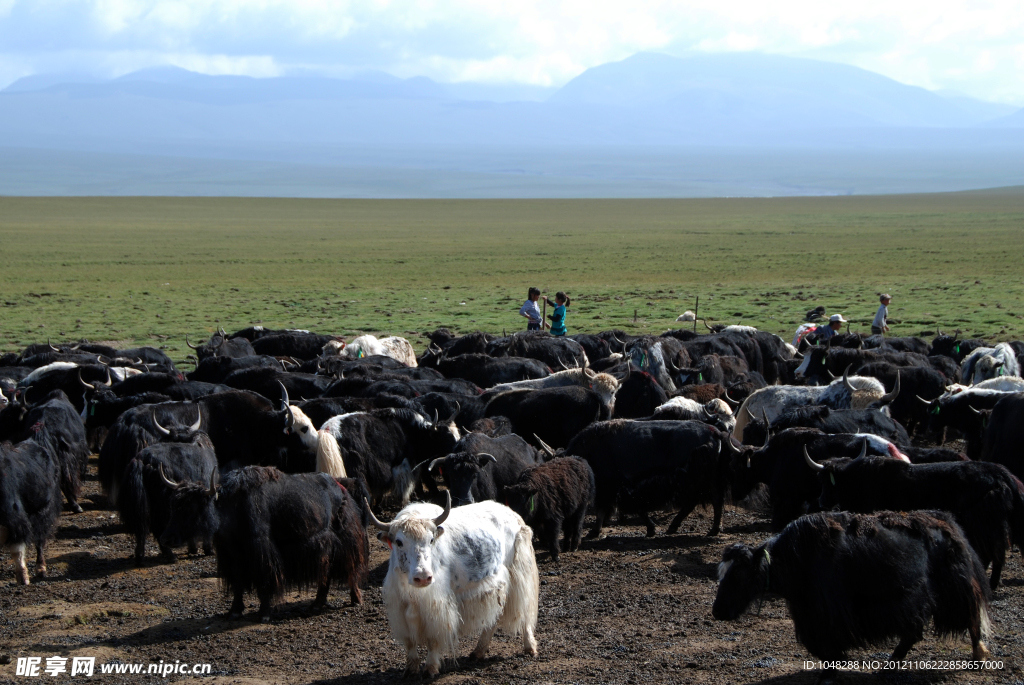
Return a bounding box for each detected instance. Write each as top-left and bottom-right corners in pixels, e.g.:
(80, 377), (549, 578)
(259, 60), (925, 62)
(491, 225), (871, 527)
(706, 527), (721, 537)
(973, 642), (991, 660)
(70, 503), (84, 514)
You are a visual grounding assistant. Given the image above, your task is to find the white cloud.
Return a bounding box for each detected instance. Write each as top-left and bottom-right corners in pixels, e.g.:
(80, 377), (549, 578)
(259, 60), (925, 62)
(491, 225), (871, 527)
(0, 0), (1021, 104)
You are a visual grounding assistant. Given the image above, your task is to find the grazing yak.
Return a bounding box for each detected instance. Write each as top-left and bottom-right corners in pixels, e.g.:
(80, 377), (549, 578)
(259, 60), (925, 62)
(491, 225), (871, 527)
(809, 451), (1024, 588)
(565, 419), (734, 538)
(713, 510), (992, 682)
(732, 369), (898, 442)
(504, 457), (595, 561)
(367, 493), (539, 677)
(0, 440), (63, 584)
(161, 466), (368, 621)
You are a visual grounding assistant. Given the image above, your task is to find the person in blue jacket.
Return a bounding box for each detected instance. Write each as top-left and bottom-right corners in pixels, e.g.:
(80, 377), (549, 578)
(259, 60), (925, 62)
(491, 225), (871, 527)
(544, 292), (571, 337)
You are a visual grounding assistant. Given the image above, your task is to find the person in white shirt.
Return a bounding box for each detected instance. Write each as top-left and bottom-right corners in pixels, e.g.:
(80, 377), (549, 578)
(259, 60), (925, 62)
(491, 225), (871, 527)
(519, 287), (543, 331)
(872, 294), (891, 336)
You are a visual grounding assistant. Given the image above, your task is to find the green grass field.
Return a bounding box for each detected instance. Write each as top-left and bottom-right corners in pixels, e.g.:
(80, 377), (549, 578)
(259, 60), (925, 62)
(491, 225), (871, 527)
(2, 190), (1023, 360)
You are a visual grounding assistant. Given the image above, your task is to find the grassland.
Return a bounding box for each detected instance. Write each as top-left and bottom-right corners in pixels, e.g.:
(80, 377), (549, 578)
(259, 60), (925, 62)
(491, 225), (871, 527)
(2, 190), (1023, 359)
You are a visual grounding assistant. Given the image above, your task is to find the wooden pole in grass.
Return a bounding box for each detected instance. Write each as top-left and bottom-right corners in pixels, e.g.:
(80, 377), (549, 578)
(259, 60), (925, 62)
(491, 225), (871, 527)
(693, 296), (699, 333)
(541, 295), (547, 331)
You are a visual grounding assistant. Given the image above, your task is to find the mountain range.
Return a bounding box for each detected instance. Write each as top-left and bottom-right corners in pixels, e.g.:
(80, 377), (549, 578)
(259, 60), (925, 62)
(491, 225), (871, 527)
(1, 52), (1022, 197)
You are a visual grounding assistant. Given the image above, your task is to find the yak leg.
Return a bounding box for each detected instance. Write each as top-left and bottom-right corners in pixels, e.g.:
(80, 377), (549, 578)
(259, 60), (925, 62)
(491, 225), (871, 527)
(228, 588), (245, 619)
(890, 631), (921, 661)
(35, 541), (47, 578)
(256, 591), (274, 623)
(565, 507), (586, 552)
(133, 533), (147, 564)
(312, 579), (330, 610)
(11, 543), (30, 585)
(586, 508), (607, 539)
(424, 640), (444, 677)
(349, 571), (363, 605)
(202, 537), (214, 556)
(523, 622), (538, 657)
(990, 550), (1005, 590)
(642, 512), (657, 538)
(158, 543), (176, 564)
(471, 625), (496, 659)
(64, 489), (84, 514)
(545, 520), (563, 561)
(707, 496), (723, 536)
(666, 501), (698, 535)
(402, 641), (420, 678)
(187, 539), (199, 555)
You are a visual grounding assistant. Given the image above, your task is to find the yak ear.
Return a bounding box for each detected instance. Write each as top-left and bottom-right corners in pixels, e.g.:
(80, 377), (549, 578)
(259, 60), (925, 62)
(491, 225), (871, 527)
(434, 525), (445, 539)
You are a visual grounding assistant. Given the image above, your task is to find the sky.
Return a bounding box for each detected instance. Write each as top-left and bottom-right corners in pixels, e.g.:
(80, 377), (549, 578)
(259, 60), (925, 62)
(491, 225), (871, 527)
(1, 1), (1022, 105)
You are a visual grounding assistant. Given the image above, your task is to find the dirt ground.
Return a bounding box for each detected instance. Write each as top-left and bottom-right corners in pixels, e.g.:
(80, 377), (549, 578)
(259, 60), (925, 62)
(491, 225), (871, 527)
(2, 455), (1021, 685)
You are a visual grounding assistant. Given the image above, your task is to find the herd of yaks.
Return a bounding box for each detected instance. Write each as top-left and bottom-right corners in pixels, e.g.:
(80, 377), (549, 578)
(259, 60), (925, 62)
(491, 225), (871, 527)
(2, 324), (1024, 680)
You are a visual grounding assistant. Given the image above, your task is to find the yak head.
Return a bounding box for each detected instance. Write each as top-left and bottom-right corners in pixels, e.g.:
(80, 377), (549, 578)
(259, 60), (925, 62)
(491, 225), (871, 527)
(367, 492), (450, 588)
(159, 465), (219, 550)
(504, 475), (541, 524)
(152, 408), (203, 442)
(276, 381), (318, 453)
(712, 542), (771, 620)
(972, 355), (1005, 385)
(428, 452), (497, 506)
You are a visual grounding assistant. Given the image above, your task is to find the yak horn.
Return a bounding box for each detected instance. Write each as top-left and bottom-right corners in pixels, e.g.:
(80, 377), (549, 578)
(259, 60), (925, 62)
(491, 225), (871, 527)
(158, 463), (179, 489)
(21, 386), (33, 406)
(915, 395), (932, 405)
(185, 334), (198, 350)
(534, 434), (556, 456)
(103, 367), (112, 386)
(219, 327), (227, 337)
(478, 452), (498, 464)
(857, 439), (868, 459)
(429, 457), (446, 472)
(803, 446), (825, 472)
(723, 390), (739, 407)
(878, 371), (900, 404)
(434, 491), (451, 526)
(153, 411), (171, 436)
(761, 409), (771, 449)
(48, 338), (60, 353)
(826, 368), (837, 380)
(559, 358), (570, 371)
(277, 381), (293, 427)
(842, 365), (856, 391)
(432, 409), (440, 428)
(207, 470), (217, 496)
(968, 405), (983, 415)
(703, 320), (714, 332)
(449, 401), (461, 422)
(365, 499), (391, 532)
(190, 410), (202, 432)
(78, 369), (95, 390)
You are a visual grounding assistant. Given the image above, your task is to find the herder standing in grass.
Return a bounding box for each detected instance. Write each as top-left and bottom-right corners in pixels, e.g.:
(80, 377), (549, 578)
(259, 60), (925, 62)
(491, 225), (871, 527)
(544, 292), (570, 337)
(519, 287), (543, 331)
(872, 294), (891, 336)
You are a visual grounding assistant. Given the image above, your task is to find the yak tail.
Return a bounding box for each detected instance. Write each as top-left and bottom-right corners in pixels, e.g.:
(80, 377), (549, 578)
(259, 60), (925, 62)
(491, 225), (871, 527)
(119, 459), (150, 551)
(316, 430), (347, 479)
(500, 522), (540, 656)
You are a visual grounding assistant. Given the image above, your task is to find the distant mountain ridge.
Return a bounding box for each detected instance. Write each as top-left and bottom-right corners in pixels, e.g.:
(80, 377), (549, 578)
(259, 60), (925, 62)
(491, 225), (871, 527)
(1, 52), (1022, 197)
